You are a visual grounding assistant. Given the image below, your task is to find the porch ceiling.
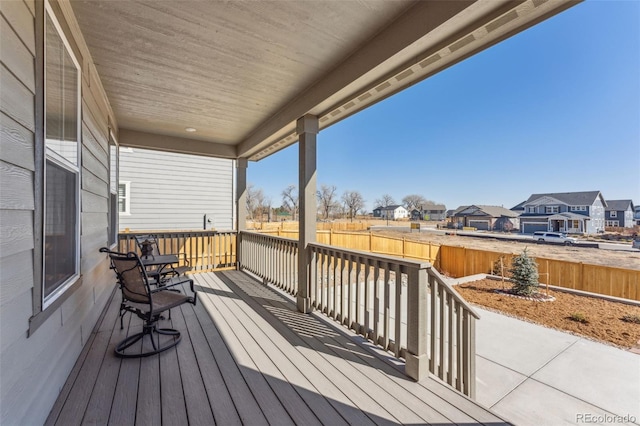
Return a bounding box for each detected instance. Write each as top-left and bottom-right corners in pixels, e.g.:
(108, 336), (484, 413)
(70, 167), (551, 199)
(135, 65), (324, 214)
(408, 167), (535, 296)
(70, 0), (579, 161)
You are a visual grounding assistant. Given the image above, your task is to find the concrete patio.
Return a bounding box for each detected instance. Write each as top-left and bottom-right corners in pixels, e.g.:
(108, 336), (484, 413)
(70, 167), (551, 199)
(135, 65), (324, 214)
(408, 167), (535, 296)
(475, 307), (640, 426)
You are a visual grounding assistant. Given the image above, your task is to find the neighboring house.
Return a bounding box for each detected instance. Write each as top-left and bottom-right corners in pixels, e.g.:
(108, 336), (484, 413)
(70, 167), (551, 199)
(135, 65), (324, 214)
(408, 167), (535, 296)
(411, 204), (447, 221)
(604, 200), (635, 228)
(373, 205), (409, 220)
(518, 191), (607, 234)
(452, 205), (520, 231)
(635, 205), (640, 226)
(119, 148), (234, 231)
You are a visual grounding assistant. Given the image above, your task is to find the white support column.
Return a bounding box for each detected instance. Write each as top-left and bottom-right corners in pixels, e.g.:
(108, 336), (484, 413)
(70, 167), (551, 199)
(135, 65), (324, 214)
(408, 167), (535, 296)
(297, 114), (318, 313)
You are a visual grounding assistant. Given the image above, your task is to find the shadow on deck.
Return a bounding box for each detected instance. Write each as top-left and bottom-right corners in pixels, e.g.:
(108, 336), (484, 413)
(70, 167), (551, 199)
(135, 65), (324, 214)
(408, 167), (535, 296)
(45, 270), (509, 425)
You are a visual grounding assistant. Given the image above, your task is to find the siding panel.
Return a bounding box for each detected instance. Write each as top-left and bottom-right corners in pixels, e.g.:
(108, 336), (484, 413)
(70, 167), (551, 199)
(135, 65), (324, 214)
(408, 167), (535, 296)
(0, 250), (33, 307)
(82, 168), (109, 198)
(0, 287), (32, 345)
(0, 0), (36, 55)
(1, 14), (35, 91)
(119, 148), (234, 231)
(81, 120), (108, 168)
(82, 190), (108, 214)
(81, 96), (108, 147)
(82, 146), (108, 183)
(0, 210), (33, 257)
(0, 160), (34, 210)
(0, 112), (34, 170)
(81, 211), (107, 235)
(0, 64), (35, 131)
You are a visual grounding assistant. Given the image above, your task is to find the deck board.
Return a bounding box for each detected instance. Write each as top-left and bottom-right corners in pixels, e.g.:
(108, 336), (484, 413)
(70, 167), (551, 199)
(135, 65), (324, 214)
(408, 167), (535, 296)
(172, 306), (215, 425)
(216, 271), (449, 425)
(46, 270), (510, 426)
(206, 273), (402, 425)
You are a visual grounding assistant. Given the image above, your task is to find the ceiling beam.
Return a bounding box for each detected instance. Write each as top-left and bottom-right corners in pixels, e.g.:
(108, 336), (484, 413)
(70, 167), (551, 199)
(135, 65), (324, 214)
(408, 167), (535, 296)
(119, 128), (237, 158)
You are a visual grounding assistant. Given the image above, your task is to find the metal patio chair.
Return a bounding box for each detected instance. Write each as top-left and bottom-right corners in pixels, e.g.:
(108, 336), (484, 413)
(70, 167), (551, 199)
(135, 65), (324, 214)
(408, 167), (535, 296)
(100, 248), (197, 358)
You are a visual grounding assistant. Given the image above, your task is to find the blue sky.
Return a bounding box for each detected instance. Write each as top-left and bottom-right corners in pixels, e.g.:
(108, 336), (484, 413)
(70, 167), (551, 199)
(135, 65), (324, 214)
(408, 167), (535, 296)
(248, 1), (640, 212)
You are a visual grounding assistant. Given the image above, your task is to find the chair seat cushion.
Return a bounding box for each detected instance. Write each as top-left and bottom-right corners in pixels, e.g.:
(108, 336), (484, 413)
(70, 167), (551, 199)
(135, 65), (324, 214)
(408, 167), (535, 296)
(151, 290), (195, 314)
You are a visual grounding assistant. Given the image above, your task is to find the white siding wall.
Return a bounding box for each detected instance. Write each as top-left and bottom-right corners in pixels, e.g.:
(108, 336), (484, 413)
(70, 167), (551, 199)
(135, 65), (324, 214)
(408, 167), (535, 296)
(0, 1), (115, 424)
(119, 148), (234, 231)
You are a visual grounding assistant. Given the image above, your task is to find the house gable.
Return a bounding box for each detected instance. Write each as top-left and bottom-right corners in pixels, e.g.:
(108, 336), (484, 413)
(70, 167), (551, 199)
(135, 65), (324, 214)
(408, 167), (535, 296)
(525, 195), (566, 207)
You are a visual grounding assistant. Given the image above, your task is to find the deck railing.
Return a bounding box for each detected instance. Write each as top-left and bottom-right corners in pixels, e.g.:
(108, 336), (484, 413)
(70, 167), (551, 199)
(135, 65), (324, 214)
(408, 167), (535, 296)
(118, 230), (237, 271)
(238, 231), (299, 295)
(237, 231), (478, 397)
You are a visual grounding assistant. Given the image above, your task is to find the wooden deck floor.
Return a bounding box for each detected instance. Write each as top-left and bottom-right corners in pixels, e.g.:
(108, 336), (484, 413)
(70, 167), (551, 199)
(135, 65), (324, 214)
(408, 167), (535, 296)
(46, 270), (509, 425)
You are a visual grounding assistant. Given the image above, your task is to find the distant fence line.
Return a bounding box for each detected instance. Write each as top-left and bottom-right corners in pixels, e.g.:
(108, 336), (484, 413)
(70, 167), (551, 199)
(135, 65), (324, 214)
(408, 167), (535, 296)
(118, 229), (640, 301)
(248, 221), (371, 232)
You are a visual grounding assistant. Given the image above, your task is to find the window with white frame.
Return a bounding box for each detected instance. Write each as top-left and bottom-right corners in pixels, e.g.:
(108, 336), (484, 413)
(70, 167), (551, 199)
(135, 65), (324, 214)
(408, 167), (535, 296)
(108, 134), (119, 246)
(527, 206), (536, 213)
(545, 206), (559, 213)
(43, 3), (81, 306)
(118, 182), (130, 214)
(610, 211), (617, 218)
(605, 220), (619, 227)
(570, 205), (587, 212)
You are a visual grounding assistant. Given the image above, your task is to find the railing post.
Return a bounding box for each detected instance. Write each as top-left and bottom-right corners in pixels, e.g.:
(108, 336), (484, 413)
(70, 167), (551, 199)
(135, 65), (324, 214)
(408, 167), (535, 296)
(405, 264), (429, 381)
(237, 231), (243, 271)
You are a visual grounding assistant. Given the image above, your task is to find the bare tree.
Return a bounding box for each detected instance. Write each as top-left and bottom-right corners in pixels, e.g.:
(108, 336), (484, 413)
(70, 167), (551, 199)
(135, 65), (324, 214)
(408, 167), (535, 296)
(402, 194), (429, 212)
(374, 194), (395, 208)
(317, 184), (338, 220)
(342, 190), (365, 222)
(246, 183), (271, 222)
(246, 183), (260, 220)
(281, 184), (298, 221)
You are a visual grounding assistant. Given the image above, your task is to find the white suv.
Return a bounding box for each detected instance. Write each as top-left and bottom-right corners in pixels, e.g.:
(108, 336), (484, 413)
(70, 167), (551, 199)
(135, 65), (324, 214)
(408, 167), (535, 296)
(533, 231), (578, 245)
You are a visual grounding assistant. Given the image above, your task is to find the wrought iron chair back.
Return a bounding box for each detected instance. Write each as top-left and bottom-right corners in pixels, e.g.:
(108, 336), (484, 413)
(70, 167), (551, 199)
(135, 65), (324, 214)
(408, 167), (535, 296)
(99, 247), (197, 358)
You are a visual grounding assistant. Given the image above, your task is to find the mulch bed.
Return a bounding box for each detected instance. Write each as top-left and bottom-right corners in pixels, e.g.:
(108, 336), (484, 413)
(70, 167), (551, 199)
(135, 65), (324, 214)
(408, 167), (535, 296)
(455, 279), (640, 349)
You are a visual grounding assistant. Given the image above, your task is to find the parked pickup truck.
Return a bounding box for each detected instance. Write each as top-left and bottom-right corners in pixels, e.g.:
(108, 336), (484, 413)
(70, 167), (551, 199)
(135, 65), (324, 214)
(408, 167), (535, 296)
(533, 231), (578, 245)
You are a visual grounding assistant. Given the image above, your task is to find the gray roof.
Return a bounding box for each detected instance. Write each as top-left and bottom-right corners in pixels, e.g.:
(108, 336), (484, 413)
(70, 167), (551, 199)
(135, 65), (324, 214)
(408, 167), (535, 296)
(605, 199), (634, 211)
(511, 200), (527, 210)
(454, 205), (519, 218)
(420, 204), (446, 211)
(548, 212), (591, 220)
(375, 204), (404, 211)
(452, 205), (470, 215)
(524, 191), (606, 207)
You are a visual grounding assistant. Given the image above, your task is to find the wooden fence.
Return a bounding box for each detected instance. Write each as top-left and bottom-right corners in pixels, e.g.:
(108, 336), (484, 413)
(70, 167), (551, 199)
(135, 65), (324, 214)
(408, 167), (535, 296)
(437, 246), (639, 301)
(259, 230), (640, 301)
(248, 221), (372, 232)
